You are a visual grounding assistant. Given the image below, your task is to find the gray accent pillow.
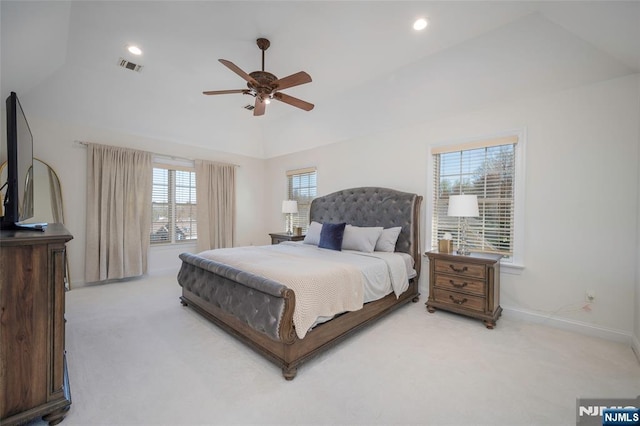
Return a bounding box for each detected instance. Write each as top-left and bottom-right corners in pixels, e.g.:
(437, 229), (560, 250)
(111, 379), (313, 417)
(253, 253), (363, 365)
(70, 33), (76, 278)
(342, 225), (383, 253)
(375, 227), (402, 252)
(303, 221), (322, 245)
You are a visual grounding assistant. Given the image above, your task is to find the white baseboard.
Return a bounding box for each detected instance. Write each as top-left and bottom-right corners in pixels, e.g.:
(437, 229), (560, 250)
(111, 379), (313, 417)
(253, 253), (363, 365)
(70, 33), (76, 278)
(69, 279), (87, 289)
(502, 305), (632, 344)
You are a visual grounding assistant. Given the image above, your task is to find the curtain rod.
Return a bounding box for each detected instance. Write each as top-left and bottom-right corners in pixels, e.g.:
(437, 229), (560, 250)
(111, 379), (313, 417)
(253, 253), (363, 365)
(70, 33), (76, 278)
(73, 140), (240, 167)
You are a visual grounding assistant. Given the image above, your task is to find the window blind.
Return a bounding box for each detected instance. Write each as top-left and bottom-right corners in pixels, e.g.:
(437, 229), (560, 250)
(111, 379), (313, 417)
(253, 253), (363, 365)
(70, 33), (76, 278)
(151, 165), (197, 244)
(286, 167), (317, 233)
(432, 137), (517, 258)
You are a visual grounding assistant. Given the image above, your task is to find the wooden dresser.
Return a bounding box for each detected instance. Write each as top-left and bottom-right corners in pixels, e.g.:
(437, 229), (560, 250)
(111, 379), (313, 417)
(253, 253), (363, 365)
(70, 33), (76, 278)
(0, 224), (73, 425)
(425, 251), (502, 329)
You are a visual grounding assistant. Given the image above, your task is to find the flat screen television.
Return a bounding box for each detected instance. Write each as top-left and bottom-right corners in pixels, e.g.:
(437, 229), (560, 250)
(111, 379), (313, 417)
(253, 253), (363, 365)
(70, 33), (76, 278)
(1, 92), (34, 230)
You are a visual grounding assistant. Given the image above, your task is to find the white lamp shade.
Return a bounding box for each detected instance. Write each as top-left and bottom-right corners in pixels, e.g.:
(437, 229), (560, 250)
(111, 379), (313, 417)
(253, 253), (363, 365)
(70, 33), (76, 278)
(282, 200), (298, 214)
(447, 194), (479, 217)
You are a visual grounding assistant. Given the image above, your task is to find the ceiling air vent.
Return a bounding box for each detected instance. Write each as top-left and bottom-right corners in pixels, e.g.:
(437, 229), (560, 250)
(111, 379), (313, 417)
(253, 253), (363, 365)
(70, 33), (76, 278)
(243, 104), (255, 111)
(117, 58), (143, 72)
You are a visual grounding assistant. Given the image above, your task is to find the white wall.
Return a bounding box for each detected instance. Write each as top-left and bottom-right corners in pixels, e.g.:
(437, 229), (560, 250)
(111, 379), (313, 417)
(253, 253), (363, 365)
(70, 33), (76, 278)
(2, 118), (267, 286)
(2, 73), (638, 342)
(265, 74), (640, 338)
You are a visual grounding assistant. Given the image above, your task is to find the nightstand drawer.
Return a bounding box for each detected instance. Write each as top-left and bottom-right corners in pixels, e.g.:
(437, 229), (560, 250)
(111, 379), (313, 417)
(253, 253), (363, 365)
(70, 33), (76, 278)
(434, 289), (485, 312)
(434, 275), (485, 296)
(434, 259), (485, 279)
(271, 236), (289, 244)
(426, 251), (502, 328)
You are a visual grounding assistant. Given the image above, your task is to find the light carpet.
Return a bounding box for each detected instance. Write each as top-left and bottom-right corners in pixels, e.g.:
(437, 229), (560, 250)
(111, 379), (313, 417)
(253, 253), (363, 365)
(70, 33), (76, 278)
(27, 273), (640, 425)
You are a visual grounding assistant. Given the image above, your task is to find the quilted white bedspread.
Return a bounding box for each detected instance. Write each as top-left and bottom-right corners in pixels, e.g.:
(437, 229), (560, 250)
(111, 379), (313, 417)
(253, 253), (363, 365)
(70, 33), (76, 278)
(198, 243), (408, 339)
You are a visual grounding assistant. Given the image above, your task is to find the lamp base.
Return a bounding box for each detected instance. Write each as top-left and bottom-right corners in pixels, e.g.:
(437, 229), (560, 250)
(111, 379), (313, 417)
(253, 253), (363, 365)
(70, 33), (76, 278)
(285, 213), (294, 235)
(457, 218), (471, 255)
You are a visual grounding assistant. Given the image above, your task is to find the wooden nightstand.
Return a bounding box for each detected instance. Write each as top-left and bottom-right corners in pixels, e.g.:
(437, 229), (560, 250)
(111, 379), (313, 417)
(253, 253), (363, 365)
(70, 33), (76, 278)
(269, 232), (305, 245)
(425, 251), (503, 329)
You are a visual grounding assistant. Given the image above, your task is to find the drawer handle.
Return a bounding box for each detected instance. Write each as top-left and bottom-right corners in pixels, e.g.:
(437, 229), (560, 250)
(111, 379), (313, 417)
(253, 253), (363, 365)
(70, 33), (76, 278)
(449, 264), (468, 273)
(449, 280), (468, 289)
(449, 295), (468, 305)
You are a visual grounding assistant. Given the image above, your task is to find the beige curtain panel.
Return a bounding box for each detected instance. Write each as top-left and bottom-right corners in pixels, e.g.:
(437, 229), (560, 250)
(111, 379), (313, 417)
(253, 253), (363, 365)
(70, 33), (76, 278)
(85, 144), (152, 282)
(195, 160), (236, 252)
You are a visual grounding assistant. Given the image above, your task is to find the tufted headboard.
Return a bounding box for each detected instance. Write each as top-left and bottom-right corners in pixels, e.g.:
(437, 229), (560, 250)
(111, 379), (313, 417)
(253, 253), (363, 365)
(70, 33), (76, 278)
(309, 187), (423, 279)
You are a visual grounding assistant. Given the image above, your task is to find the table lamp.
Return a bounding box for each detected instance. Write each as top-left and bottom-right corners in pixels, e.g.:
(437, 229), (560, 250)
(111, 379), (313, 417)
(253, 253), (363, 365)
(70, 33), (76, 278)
(447, 194), (479, 255)
(282, 200), (298, 235)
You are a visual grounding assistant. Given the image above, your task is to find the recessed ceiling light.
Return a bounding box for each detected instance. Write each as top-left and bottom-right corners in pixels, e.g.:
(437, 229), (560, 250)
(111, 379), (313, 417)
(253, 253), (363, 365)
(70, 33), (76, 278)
(413, 18), (428, 31)
(127, 45), (142, 55)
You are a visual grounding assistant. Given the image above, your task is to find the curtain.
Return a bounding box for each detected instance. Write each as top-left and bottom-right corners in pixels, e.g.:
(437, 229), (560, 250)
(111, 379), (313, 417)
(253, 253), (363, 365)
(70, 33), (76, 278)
(195, 160), (236, 252)
(85, 144), (152, 282)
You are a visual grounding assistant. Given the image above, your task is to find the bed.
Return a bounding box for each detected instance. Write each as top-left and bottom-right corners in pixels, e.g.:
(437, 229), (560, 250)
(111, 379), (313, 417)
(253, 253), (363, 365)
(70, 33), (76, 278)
(177, 187), (422, 380)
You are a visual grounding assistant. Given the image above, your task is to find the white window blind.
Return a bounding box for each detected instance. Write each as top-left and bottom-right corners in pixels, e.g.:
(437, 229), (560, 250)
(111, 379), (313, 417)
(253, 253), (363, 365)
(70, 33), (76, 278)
(151, 164), (197, 244)
(286, 167), (317, 233)
(432, 136), (517, 259)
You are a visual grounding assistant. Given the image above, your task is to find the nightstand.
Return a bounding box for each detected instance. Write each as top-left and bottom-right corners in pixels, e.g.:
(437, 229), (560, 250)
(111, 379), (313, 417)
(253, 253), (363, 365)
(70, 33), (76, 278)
(269, 232), (305, 245)
(425, 251), (503, 329)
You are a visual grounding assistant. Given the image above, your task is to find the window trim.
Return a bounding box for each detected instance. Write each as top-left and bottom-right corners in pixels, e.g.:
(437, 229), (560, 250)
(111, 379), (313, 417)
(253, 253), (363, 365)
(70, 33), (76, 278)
(426, 129), (526, 273)
(151, 156), (197, 245)
(286, 166), (317, 233)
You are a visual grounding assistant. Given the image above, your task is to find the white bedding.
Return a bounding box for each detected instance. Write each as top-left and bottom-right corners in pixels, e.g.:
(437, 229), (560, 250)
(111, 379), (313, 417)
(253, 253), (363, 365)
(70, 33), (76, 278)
(197, 242), (413, 338)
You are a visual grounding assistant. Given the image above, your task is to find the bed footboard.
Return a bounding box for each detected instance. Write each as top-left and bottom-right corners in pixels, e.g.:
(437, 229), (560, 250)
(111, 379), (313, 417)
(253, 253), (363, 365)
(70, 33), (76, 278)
(177, 253), (296, 343)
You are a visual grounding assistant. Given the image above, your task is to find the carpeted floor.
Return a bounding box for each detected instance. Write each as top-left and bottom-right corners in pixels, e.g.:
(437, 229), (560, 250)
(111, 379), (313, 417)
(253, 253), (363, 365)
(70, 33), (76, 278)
(27, 273), (640, 425)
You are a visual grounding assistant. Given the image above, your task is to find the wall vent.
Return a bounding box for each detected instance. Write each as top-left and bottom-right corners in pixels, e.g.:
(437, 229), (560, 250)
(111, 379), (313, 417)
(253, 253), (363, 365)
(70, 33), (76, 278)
(243, 104), (255, 111)
(118, 58), (143, 72)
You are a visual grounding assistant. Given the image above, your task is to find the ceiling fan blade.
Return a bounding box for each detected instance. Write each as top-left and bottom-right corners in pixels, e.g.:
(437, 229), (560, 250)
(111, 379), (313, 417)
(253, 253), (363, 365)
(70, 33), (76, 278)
(272, 71), (312, 91)
(219, 59), (259, 86)
(202, 89), (248, 95)
(254, 97), (266, 116)
(273, 92), (314, 111)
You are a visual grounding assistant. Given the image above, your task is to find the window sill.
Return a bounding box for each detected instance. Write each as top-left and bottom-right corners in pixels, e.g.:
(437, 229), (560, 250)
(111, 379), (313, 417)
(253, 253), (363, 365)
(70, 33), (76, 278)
(150, 241), (197, 251)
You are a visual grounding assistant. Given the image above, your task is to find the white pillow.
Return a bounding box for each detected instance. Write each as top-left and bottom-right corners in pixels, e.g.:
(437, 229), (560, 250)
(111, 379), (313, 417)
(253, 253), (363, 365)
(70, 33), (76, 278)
(375, 227), (402, 252)
(303, 221), (323, 245)
(342, 225), (383, 253)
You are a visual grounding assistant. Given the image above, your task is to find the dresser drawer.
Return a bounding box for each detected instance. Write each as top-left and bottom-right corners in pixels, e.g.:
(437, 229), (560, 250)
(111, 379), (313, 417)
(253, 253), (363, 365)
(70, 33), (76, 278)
(434, 259), (485, 279)
(433, 288), (485, 312)
(434, 275), (485, 296)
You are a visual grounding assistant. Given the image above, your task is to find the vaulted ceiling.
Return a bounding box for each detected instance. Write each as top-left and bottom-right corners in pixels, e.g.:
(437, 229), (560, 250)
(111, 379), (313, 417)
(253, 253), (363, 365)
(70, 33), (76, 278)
(1, 1), (639, 158)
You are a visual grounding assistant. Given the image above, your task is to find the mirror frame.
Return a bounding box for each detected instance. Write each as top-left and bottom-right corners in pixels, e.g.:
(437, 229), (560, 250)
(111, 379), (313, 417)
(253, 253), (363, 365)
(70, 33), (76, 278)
(0, 158), (71, 289)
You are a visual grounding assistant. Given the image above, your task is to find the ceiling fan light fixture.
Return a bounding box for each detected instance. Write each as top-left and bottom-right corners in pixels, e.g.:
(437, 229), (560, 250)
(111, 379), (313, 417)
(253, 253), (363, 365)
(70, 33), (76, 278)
(203, 38), (314, 116)
(413, 18), (428, 31)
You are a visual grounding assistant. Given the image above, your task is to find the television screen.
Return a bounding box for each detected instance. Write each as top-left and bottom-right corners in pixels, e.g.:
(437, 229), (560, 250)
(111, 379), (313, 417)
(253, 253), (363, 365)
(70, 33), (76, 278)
(2, 92), (34, 226)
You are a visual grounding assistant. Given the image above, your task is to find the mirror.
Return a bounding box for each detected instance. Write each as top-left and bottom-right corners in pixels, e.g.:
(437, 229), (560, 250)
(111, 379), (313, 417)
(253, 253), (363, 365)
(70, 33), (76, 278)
(1, 158), (71, 288)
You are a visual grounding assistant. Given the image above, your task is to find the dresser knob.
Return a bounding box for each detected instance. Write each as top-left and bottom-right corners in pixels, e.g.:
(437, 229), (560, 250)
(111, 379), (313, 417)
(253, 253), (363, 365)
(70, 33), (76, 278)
(449, 295), (468, 305)
(450, 280), (467, 289)
(449, 264), (468, 273)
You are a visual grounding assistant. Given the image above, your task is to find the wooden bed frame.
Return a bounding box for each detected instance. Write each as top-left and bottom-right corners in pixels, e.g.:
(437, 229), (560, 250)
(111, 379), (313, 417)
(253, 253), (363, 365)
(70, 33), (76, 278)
(177, 187), (422, 380)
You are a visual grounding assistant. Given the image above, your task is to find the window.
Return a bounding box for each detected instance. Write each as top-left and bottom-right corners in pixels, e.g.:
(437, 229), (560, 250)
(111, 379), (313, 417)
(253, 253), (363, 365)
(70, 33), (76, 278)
(286, 167), (317, 233)
(431, 134), (523, 262)
(151, 164), (197, 244)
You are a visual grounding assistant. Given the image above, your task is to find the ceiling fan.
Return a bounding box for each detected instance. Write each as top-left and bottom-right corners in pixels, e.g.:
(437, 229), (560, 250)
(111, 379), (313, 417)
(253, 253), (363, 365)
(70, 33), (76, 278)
(203, 38), (314, 116)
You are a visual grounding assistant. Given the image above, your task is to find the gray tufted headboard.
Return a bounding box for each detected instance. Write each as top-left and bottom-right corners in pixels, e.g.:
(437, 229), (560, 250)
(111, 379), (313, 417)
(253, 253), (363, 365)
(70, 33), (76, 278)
(309, 187), (423, 278)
